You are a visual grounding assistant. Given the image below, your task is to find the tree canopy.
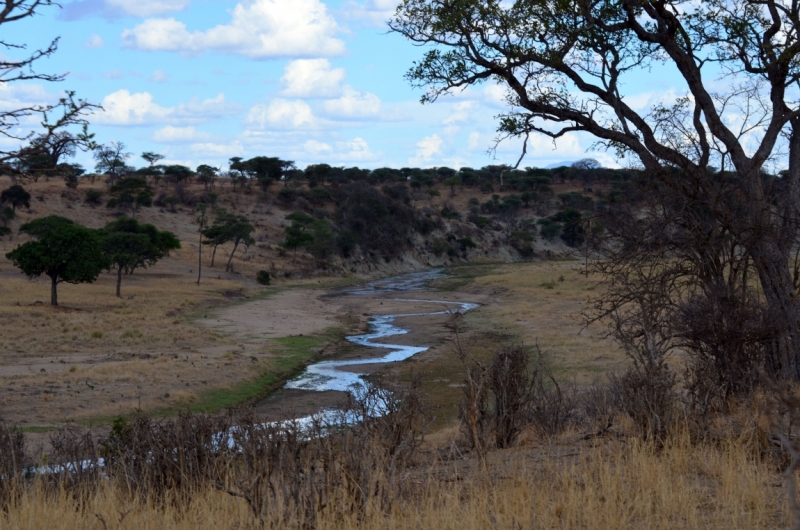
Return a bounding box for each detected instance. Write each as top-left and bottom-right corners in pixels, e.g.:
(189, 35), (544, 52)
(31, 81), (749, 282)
(100, 217), (181, 297)
(107, 177), (154, 219)
(1, 185), (30, 211)
(5, 216), (109, 306)
(391, 0), (800, 381)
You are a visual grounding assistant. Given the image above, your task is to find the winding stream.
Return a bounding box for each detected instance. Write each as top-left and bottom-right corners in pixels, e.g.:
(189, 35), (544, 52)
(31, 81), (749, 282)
(285, 269), (479, 394)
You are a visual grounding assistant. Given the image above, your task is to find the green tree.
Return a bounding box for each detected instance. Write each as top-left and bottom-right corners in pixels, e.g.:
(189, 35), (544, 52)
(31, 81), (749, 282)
(196, 164), (217, 190)
(107, 177), (154, 219)
(5, 216), (109, 306)
(141, 151), (164, 168)
(0, 206), (14, 227)
(201, 209), (255, 271)
(1, 185), (30, 211)
(391, 0), (800, 379)
(94, 141), (131, 183)
(281, 212), (315, 263)
(100, 217), (181, 297)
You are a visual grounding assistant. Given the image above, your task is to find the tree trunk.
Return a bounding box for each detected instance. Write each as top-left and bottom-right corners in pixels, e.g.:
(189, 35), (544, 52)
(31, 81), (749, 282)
(751, 239), (800, 380)
(116, 265), (123, 297)
(197, 233), (202, 285)
(211, 245), (218, 267)
(50, 275), (58, 306)
(226, 238), (240, 272)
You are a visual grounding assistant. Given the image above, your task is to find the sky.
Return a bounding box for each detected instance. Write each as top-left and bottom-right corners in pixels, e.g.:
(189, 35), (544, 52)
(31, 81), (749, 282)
(2, 0), (684, 172)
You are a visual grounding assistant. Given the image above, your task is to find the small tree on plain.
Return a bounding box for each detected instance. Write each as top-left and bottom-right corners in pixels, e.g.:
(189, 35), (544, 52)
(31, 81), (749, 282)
(100, 217), (180, 297)
(107, 177), (153, 219)
(5, 216), (109, 306)
(0, 185), (30, 212)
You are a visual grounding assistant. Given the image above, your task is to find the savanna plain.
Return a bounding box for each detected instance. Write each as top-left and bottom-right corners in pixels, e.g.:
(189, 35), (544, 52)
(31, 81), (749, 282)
(0, 177), (796, 529)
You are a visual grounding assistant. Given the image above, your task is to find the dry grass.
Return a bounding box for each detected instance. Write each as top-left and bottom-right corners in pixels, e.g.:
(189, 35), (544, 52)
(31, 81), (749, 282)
(1, 431), (792, 529)
(467, 261), (625, 381)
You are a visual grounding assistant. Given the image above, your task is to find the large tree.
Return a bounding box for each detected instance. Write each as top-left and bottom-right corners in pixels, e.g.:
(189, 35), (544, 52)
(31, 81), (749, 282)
(5, 216), (109, 306)
(0, 3), (96, 180)
(94, 141), (132, 183)
(391, 0), (800, 380)
(100, 217), (181, 297)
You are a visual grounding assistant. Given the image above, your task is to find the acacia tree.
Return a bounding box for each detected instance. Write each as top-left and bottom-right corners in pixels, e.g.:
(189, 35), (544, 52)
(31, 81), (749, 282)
(0, 3), (97, 181)
(391, 0), (800, 380)
(1, 185), (30, 211)
(5, 216), (109, 306)
(107, 177), (154, 219)
(100, 217), (181, 297)
(94, 141), (131, 184)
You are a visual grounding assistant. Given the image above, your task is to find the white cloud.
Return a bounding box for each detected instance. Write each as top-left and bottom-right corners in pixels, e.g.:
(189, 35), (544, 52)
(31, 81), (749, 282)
(95, 90), (241, 126)
(444, 101), (476, 124)
(121, 0), (345, 59)
(280, 59), (345, 98)
(149, 70), (169, 83)
(152, 125), (213, 143)
(341, 0), (397, 27)
(85, 34), (105, 49)
(103, 70), (125, 80)
(304, 139), (333, 155)
(107, 0), (190, 17)
(190, 141), (245, 157)
(321, 87), (382, 119)
(245, 99), (316, 129)
(409, 134), (442, 165)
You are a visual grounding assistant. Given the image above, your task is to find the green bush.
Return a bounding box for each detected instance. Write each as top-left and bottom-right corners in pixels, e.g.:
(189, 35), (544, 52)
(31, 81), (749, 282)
(256, 270), (270, 285)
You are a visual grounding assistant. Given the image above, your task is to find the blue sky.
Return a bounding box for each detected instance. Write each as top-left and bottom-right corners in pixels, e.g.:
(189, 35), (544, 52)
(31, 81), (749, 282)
(4, 0), (680, 172)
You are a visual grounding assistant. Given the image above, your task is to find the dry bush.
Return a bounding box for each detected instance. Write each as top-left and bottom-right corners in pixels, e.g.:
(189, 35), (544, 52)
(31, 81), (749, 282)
(453, 318), (580, 452)
(0, 420), (26, 511)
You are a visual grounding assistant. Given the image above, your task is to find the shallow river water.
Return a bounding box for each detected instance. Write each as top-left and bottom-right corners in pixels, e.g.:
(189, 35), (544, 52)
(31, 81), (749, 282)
(284, 269), (479, 393)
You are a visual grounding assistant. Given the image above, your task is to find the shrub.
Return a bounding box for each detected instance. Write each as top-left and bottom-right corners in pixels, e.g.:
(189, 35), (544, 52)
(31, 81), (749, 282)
(84, 189), (102, 205)
(256, 270), (270, 285)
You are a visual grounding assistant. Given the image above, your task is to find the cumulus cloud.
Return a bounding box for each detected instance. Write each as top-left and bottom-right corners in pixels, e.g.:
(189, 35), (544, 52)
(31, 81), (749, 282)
(245, 99), (317, 129)
(409, 134), (443, 165)
(152, 125), (214, 143)
(304, 139), (333, 155)
(321, 87), (382, 119)
(85, 34), (104, 49)
(190, 141), (245, 157)
(280, 59), (345, 98)
(94, 90), (241, 126)
(341, 0), (397, 27)
(121, 0), (345, 59)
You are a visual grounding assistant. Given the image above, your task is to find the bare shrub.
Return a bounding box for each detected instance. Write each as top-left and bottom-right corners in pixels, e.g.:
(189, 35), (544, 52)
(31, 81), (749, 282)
(0, 420), (25, 511)
(678, 283), (776, 416)
(101, 412), (230, 503)
(452, 318), (578, 452)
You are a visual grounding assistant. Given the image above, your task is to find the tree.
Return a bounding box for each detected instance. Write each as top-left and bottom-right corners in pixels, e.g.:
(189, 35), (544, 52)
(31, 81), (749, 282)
(196, 165), (217, 190)
(223, 215), (255, 272)
(141, 152), (164, 168)
(195, 204), (207, 285)
(100, 217), (181, 297)
(1, 185), (30, 212)
(0, 4), (97, 180)
(5, 216), (109, 306)
(391, 0), (800, 381)
(281, 212), (317, 263)
(107, 177), (154, 219)
(201, 209), (255, 270)
(94, 142), (131, 183)
(0, 206), (14, 227)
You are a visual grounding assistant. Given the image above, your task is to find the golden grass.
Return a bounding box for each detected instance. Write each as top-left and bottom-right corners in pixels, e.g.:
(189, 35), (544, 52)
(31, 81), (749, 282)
(2, 431), (792, 529)
(468, 260), (625, 381)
